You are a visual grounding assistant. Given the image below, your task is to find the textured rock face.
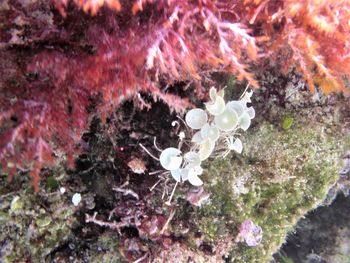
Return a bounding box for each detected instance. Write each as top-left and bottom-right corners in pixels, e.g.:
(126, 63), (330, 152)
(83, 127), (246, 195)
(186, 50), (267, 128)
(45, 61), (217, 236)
(1, 1), (349, 261)
(0, 186), (76, 262)
(0, 75), (349, 262)
(277, 194), (350, 263)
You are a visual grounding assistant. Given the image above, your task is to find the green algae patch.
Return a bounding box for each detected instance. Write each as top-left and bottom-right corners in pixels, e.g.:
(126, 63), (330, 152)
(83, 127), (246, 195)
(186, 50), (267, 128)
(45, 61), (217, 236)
(193, 115), (343, 262)
(0, 186), (76, 262)
(281, 116), (294, 130)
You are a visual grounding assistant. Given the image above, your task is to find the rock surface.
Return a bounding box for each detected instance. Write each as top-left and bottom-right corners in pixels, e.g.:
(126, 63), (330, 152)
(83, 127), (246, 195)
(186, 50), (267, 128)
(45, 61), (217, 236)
(1, 74), (349, 262)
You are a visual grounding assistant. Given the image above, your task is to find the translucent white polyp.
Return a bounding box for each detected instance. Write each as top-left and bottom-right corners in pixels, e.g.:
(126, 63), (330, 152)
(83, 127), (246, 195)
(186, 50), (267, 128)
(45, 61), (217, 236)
(227, 100), (255, 120)
(199, 138), (214, 161)
(170, 168), (182, 182)
(160, 147), (183, 170)
(191, 131), (203, 144)
(239, 112), (251, 131)
(231, 138), (243, 153)
(180, 168), (189, 181)
(209, 87), (217, 101)
(200, 123), (220, 142)
(192, 165), (203, 175)
(247, 107), (255, 119)
(187, 167), (203, 186)
(205, 96), (225, 116)
(226, 100), (245, 116)
(209, 86), (224, 101)
(240, 89), (253, 103)
(184, 151), (201, 166)
(185, 108), (208, 129)
(214, 107), (238, 131)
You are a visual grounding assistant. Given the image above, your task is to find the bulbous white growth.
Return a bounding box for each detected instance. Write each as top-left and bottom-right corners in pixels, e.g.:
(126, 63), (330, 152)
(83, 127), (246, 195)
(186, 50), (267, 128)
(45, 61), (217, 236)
(187, 166), (203, 186)
(209, 87), (217, 101)
(153, 87), (255, 187)
(180, 164), (203, 186)
(170, 168), (182, 182)
(230, 137), (243, 153)
(199, 138), (215, 161)
(184, 151), (201, 166)
(247, 107), (255, 119)
(205, 96), (225, 116)
(239, 112), (251, 131)
(226, 100), (255, 131)
(185, 109), (208, 129)
(214, 107), (238, 131)
(200, 123), (220, 142)
(206, 87), (225, 116)
(226, 101), (245, 116)
(191, 131), (203, 144)
(209, 86), (224, 101)
(160, 147), (183, 170)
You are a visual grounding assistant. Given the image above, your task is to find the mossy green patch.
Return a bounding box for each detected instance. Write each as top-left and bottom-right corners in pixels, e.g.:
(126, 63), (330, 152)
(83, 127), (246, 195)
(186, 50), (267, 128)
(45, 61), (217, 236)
(281, 116), (294, 130)
(192, 114), (342, 262)
(0, 185), (76, 262)
(46, 176), (59, 190)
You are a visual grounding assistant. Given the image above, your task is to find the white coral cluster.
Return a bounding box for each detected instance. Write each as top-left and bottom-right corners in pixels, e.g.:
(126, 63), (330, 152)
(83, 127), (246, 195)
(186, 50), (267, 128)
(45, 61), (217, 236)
(157, 87), (255, 186)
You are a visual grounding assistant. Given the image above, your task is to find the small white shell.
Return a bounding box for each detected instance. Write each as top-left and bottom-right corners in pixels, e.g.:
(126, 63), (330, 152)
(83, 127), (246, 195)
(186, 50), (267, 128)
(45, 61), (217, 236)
(160, 147), (183, 170)
(205, 96), (225, 116)
(72, 193), (81, 206)
(214, 107), (238, 131)
(200, 123), (220, 142)
(185, 109), (208, 129)
(199, 138), (215, 161)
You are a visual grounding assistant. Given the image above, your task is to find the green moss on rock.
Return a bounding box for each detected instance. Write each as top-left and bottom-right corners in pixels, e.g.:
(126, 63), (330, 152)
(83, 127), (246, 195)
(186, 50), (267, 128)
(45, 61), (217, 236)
(0, 185), (76, 262)
(193, 107), (344, 262)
